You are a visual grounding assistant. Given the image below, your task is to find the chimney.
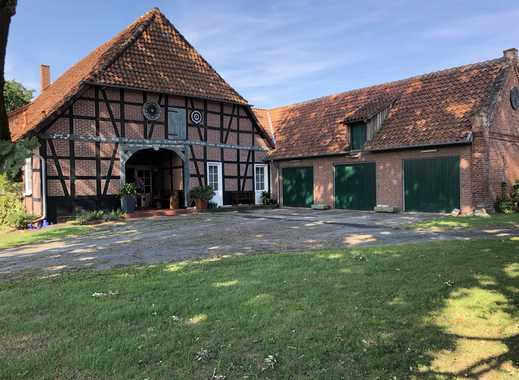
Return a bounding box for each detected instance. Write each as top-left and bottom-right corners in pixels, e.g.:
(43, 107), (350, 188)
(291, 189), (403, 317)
(40, 64), (51, 91)
(503, 48), (518, 62)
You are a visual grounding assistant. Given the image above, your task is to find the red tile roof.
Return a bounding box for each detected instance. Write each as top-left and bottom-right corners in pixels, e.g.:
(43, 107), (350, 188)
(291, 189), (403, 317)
(254, 57), (511, 159)
(8, 8), (247, 141)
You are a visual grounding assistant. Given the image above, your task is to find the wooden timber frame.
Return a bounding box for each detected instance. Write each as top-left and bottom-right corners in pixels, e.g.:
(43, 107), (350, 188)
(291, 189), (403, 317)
(36, 84), (272, 220)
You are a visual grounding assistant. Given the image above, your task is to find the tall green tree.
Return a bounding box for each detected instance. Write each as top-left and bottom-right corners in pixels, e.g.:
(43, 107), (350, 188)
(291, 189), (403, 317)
(0, 0), (38, 182)
(0, 0), (17, 141)
(4, 80), (33, 112)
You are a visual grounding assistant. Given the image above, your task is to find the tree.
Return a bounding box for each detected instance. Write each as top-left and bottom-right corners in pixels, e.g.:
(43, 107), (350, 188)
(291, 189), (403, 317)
(0, 1), (37, 182)
(4, 80), (33, 112)
(0, 0), (17, 141)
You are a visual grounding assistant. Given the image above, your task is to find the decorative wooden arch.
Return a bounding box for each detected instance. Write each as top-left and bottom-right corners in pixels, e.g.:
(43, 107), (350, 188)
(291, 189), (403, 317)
(119, 144), (190, 207)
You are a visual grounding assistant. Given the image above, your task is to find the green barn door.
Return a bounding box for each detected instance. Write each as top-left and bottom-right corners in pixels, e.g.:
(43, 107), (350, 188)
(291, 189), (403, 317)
(404, 157), (460, 212)
(334, 163), (376, 210)
(282, 167), (314, 207)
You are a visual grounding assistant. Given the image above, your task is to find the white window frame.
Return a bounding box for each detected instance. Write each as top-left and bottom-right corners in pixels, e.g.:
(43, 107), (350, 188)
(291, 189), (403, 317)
(24, 157), (33, 196)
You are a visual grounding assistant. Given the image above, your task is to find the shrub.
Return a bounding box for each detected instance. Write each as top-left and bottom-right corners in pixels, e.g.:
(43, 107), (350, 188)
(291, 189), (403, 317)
(0, 174), (34, 228)
(511, 180), (519, 211)
(7, 210), (34, 229)
(495, 181), (519, 214)
(119, 183), (137, 197)
(102, 209), (125, 221)
(75, 209), (125, 225)
(261, 191), (277, 206)
(76, 210), (105, 225)
(496, 198), (514, 214)
(189, 186), (215, 201)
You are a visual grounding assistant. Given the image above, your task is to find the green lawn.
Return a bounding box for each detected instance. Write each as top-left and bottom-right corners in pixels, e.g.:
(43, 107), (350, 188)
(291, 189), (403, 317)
(0, 223), (103, 250)
(411, 213), (519, 231)
(1, 240), (518, 379)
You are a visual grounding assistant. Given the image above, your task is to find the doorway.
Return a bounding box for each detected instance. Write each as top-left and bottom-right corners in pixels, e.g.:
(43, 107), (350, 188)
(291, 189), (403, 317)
(125, 148), (184, 210)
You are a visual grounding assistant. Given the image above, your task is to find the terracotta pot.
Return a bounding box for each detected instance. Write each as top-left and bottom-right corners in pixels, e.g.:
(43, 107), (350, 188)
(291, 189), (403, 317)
(195, 199), (208, 210)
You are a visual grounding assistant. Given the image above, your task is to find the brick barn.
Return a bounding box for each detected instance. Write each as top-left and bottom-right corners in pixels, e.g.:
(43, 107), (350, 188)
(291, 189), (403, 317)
(8, 8), (519, 220)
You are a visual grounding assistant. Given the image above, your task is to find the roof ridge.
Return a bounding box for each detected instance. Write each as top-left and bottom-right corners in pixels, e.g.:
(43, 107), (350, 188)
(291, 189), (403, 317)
(154, 11), (248, 104)
(268, 57), (505, 111)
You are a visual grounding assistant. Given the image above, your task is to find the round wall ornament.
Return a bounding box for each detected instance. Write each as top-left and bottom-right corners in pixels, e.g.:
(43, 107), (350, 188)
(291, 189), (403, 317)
(190, 110), (203, 124)
(511, 87), (519, 110)
(143, 101), (161, 121)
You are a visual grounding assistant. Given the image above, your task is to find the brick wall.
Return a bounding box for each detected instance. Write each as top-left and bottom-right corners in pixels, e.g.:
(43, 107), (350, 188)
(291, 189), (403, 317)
(42, 85), (271, 205)
(488, 64), (519, 202)
(272, 145), (473, 212)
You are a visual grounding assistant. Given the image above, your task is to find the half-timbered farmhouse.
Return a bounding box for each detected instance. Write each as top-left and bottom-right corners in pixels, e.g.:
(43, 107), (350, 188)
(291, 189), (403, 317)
(9, 8), (273, 221)
(8, 8), (519, 220)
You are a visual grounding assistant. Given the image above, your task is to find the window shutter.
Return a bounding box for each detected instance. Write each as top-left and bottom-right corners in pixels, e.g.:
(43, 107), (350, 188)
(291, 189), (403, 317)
(168, 108), (186, 139)
(350, 123), (367, 150)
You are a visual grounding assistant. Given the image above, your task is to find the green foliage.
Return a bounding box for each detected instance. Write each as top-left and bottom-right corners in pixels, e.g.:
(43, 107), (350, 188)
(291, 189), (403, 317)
(0, 137), (39, 180)
(0, 173), (33, 228)
(118, 182), (137, 197)
(102, 209), (125, 221)
(261, 191), (277, 206)
(4, 80), (33, 113)
(189, 185), (215, 201)
(75, 209), (125, 225)
(496, 181), (519, 214)
(510, 180), (519, 209)
(6, 209), (33, 229)
(496, 198), (514, 214)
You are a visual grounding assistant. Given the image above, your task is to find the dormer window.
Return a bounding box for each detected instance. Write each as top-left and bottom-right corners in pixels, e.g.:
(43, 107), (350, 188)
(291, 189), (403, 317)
(350, 122), (367, 151)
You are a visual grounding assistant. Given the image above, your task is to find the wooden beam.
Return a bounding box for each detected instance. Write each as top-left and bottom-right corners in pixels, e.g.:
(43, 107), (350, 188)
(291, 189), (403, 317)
(102, 143), (119, 196)
(42, 133), (268, 152)
(100, 88), (120, 137)
(47, 139), (70, 197)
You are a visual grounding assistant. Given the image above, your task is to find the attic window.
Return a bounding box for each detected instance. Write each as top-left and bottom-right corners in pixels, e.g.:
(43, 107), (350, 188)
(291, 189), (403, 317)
(350, 122), (367, 151)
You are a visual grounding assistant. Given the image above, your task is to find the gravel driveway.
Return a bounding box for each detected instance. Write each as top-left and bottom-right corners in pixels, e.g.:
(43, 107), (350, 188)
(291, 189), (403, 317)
(0, 209), (516, 277)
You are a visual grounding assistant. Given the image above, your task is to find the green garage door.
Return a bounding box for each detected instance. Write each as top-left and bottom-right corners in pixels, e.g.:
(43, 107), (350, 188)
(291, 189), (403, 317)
(282, 167), (313, 207)
(404, 157), (460, 212)
(334, 163), (376, 210)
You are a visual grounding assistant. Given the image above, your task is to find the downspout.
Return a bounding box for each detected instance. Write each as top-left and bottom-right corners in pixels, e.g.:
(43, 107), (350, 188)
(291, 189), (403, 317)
(40, 156), (47, 221)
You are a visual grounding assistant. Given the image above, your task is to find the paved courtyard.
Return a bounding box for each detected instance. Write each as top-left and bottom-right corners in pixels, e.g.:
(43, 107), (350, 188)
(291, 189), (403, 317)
(0, 208), (516, 276)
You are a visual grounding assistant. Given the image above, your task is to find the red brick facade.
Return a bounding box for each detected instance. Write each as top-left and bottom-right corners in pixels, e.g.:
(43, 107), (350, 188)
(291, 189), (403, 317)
(271, 145), (473, 212)
(24, 84), (269, 220)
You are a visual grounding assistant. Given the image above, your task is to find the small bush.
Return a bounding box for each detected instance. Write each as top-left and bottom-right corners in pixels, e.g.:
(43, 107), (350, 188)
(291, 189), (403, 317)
(75, 209), (125, 225)
(102, 210), (125, 221)
(0, 174), (34, 228)
(496, 198), (514, 214)
(261, 191), (277, 206)
(7, 210), (34, 229)
(189, 186), (215, 201)
(496, 181), (519, 214)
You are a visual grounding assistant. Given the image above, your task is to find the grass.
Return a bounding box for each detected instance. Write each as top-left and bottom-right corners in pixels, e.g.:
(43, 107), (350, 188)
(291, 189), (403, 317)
(0, 223), (97, 249)
(1, 240), (518, 379)
(411, 213), (519, 231)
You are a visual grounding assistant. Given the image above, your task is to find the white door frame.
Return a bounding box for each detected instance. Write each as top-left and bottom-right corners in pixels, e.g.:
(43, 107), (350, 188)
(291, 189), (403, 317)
(254, 164), (268, 205)
(207, 161), (223, 207)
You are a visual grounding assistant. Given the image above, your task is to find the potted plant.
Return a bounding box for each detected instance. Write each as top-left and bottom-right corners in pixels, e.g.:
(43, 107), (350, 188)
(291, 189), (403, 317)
(189, 185), (215, 210)
(119, 183), (137, 213)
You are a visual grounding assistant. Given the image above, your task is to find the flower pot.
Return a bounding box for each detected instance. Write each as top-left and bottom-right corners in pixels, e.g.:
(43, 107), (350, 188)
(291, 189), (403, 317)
(194, 199), (208, 210)
(121, 196), (136, 213)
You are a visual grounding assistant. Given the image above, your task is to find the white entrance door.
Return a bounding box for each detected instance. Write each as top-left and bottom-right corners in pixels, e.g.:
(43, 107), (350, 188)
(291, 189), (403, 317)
(254, 164), (268, 205)
(207, 162), (223, 207)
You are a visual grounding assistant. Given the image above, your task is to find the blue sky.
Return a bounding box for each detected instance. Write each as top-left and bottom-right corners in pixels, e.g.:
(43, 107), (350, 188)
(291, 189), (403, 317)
(6, 1), (519, 108)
